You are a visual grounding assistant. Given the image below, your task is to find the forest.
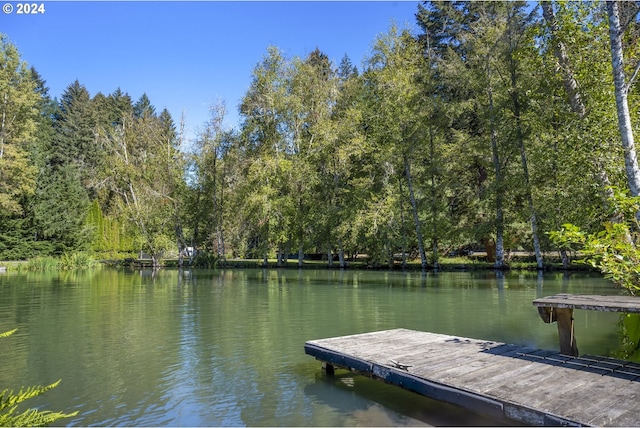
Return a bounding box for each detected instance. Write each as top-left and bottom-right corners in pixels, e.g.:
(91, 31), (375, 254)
(3, 1), (640, 272)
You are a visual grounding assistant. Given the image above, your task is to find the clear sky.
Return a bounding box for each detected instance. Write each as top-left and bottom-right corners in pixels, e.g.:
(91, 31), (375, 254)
(3, 1), (421, 141)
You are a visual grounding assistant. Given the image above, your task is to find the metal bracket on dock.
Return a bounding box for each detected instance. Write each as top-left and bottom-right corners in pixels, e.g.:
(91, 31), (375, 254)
(389, 359), (412, 370)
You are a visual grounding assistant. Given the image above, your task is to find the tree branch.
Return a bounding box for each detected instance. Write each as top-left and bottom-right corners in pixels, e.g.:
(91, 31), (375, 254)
(619, 1), (640, 34)
(626, 59), (640, 93)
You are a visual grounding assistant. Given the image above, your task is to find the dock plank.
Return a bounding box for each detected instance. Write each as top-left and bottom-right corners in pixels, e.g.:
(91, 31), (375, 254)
(532, 293), (640, 313)
(305, 328), (640, 426)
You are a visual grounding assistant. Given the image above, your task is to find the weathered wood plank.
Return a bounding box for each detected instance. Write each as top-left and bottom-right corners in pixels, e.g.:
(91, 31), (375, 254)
(532, 294), (639, 356)
(533, 293), (640, 312)
(305, 328), (640, 426)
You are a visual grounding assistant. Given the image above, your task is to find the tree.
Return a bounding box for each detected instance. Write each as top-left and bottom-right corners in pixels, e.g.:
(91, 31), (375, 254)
(536, 1), (620, 267)
(0, 35), (38, 216)
(365, 25), (430, 269)
(287, 48), (338, 266)
(418, 2), (516, 268)
(30, 80), (98, 254)
(32, 163), (91, 253)
(550, 188), (640, 295)
(191, 101), (231, 259)
(606, 1), (640, 203)
(133, 93), (156, 119)
(102, 103), (181, 266)
(239, 46), (293, 264)
(328, 54), (364, 267)
(505, 3), (544, 269)
(541, 1), (617, 207)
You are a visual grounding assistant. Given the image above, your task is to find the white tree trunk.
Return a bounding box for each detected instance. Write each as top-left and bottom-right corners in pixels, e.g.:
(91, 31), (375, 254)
(507, 22), (543, 270)
(543, 1), (616, 202)
(541, 2), (587, 119)
(404, 155), (428, 270)
(607, 1), (640, 198)
(487, 60), (505, 269)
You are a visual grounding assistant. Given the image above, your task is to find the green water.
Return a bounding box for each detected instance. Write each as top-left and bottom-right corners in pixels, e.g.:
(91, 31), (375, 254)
(0, 268), (625, 426)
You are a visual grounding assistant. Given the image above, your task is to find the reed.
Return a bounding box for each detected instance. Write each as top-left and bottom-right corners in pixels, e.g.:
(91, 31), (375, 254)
(59, 252), (97, 270)
(25, 256), (60, 271)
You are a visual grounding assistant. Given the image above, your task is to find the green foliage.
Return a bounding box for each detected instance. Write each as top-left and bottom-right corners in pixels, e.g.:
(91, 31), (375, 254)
(549, 189), (640, 294)
(24, 256), (59, 271)
(548, 223), (586, 253)
(614, 313), (640, 361)
(191, 251), (219, 269)
(2, 4), (640, 270)
(85, 200), (135, 257)
(0, 330), (78, 427)
(31, 164), (91, 254)
(22, 252), (97, 271)
(59, 252), (97, 270)
(0, 216), (55, 260)
(0, 34), (39, 216)
(101, 106), (183, 264)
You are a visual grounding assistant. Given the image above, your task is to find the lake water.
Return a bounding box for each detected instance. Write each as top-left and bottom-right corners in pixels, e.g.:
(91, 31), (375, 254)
(0, 268), (625, 426)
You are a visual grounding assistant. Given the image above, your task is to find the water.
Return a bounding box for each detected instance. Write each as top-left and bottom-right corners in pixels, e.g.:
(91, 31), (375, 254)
(0, 268), (625, 426)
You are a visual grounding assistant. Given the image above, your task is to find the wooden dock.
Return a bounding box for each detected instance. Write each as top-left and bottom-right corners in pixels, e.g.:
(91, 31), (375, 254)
(305, 328), (640, 426)
(533, 293), (640, 356)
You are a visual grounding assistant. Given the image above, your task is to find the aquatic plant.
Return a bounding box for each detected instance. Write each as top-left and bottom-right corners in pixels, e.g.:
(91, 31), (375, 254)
(24, 256), (59, 271)
(0, 330), (78, 427)
(59, 252), (97, 270)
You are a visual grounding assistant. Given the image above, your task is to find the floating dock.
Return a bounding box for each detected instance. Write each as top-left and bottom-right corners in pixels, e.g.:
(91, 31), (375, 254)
(304, 328), (640, 426)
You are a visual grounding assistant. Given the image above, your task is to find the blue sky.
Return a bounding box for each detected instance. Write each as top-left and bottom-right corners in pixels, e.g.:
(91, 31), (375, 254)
(3, 1), (420, 141)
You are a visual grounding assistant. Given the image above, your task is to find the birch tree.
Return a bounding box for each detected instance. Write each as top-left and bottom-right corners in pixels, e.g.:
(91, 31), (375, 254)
(239, 46), (290, 264)
(365, 25), (429, 269)
(606, 1), (640, 203)
(192, 101), (230, 259)
(542, 1), (617, 209)
(0, 35), (38, 215)
(505, 3), (544, 269)
(103, 108), (181, 267)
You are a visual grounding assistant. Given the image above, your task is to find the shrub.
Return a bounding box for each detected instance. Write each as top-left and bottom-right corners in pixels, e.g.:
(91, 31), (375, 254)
(549, 188), (640, 294)
(192, 251), (218, 268)
(59, 252), (96, 270)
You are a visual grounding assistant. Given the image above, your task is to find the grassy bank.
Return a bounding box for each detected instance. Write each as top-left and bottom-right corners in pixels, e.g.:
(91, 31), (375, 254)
(1, 252), (98, 272)
(1, 253), (594, 273)
(207, 254), (594, 272)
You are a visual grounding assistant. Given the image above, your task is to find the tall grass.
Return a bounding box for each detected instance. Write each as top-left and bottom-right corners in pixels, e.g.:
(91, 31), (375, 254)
(59, 252), (97, 270)
(22, 252), (98, 271)
(25, 256), (60, 271)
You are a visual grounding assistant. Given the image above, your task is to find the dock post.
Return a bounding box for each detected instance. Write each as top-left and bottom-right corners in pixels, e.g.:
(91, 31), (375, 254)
(555, 308), (578, 356)
(322, 362), (335, 375)
(536, 306), (579, 356)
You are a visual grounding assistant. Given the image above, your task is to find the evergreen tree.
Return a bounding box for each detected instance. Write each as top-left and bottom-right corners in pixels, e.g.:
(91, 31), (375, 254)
(52, 81), (96, 172)
(30, 81), (97, 254)
(32, 163), (91, 253)
(134, 93), (156, 119)
(337, 54), (358, 80)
